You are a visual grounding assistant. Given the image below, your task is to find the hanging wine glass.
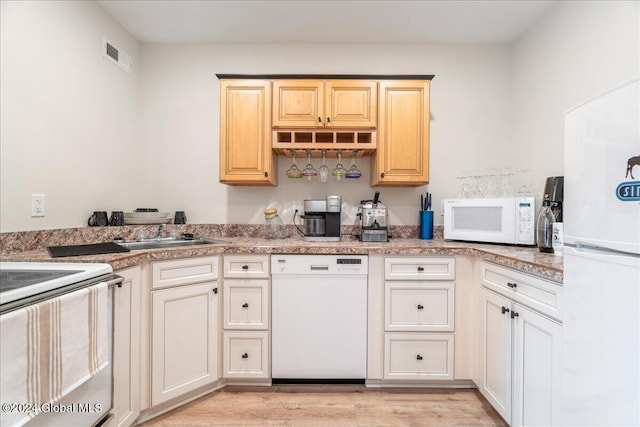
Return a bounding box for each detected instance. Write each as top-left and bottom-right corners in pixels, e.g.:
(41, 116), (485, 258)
(346, 151), (362, 179)
(318, 150), (329, 183)
(331, 150), (347, 181)
(301, 150), (318, 181)
(286, 151), (302, 179)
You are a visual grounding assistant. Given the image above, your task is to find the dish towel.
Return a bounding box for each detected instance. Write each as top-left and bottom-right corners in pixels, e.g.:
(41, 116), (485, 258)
(0, 282), (108, 427)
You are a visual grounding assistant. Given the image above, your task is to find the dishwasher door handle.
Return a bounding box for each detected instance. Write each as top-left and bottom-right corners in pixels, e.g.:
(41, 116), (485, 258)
(310, 265), (329, 271)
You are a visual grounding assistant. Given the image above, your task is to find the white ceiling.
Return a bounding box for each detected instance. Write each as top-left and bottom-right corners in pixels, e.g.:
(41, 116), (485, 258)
(96, 0), (558, 44)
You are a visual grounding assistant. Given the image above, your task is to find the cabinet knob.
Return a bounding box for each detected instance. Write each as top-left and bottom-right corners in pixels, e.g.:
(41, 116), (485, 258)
(264, 171), (268, 178)
(501, 306), (509, 314)
(380, 173), (385, 178)
(317, 117), (322, 123)
(416, 354), (423, 361)
(417, 266), (424, 272)
(507, 282), (517, 288)
(242, 303), (249, 308)
(326, 117), (331, 123)
(242, 353), (249, 359)
(242, 265), (249, 270)
(417, 304), (424, 310)
(212, 287), (218, 294)
(510, 311), (519, 319)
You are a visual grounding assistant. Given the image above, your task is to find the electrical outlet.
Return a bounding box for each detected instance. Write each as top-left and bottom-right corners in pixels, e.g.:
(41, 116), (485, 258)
(293, 201), (301, 213)
(31, 194), (45, 217)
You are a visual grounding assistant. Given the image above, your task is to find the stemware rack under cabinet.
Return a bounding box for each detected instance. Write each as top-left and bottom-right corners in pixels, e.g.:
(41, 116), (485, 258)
(273, 129), (376, 158)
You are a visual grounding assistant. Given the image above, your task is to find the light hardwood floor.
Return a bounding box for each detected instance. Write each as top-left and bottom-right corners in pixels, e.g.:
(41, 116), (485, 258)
(140, 385), (508, 427)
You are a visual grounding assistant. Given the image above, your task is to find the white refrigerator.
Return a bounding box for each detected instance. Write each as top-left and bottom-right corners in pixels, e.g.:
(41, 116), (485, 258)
(562, 77), (640, 426)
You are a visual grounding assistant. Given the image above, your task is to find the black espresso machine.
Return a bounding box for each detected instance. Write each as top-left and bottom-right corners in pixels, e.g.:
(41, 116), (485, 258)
(301, 195), (341, 242)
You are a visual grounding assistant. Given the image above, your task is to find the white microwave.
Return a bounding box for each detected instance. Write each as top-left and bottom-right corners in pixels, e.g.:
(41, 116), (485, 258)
(443, 197), (536, 245)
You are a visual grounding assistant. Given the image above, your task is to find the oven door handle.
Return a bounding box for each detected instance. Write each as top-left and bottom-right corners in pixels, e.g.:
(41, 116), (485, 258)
(107, 275), (124, 288)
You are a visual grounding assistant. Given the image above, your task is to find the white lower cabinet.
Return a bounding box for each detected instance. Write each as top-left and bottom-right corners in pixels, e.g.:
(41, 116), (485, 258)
(383, 256), (455, 381)
(223, 331), (270, 379)
(384, 333), (454, 380)
(222, 255), (270, 380)
(113, 266), (142, 427)
(150, 257), (219, 406)
(479, 262), (562, 427)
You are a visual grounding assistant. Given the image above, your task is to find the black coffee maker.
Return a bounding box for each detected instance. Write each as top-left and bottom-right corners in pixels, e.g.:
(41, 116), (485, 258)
(543, 176), (564, 222)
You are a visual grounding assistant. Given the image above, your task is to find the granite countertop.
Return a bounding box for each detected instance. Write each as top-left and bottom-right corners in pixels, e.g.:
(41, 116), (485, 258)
(0, 233), (563, 283)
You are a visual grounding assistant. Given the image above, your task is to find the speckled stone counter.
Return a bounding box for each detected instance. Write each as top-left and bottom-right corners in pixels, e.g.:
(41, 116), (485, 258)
(1, 225), (563, 283)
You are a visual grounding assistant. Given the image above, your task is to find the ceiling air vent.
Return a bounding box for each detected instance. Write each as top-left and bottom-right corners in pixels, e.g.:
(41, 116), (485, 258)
(102, 37), (132, 73)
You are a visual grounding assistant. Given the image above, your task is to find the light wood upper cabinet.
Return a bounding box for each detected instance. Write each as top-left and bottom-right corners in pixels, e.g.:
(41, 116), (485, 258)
(273, 80), (377, 128)
(371, 80), (430, 186)
(220, 80), (276, 185)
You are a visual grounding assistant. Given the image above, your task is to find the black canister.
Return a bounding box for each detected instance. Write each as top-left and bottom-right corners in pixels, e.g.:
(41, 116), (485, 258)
(174, 211), (186, 224)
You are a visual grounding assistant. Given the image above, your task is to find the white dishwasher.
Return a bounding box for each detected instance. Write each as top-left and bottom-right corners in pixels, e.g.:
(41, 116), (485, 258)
(271, 254), (368, 382)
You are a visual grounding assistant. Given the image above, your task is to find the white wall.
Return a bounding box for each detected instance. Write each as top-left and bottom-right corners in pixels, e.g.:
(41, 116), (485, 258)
(0, 0), (140, 232)
(510, 0), (640, 199)
(138, 43), (513, 226)
(2, 1), (637, 232)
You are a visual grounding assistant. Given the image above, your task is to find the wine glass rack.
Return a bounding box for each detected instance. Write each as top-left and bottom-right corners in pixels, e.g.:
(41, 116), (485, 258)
(272, 129), (376, 158)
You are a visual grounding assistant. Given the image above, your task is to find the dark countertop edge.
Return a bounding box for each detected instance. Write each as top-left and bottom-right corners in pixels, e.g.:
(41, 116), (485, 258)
(0, 240), (563, 283)
(215, 74), (435, 80)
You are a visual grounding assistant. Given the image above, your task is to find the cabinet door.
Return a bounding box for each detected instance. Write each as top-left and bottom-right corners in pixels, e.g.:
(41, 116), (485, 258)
(223, 279), (269, 330)
(223, 331), (270, 379)
(372, 80), (430, 186)
(272, 80), (323, 127)
(151, 281), (219, 405)
(220, 80), (275, 185)
(511, 304), (562, 427)
(325, 80), (377, 127)
(383, 333), (454, 380)
(384, 281), (454, 332)
(479, 288), (512, 424)
(113, 266), (141, 427)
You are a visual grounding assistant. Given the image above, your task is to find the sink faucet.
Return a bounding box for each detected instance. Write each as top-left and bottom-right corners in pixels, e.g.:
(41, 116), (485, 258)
(154, 224), (166, 240)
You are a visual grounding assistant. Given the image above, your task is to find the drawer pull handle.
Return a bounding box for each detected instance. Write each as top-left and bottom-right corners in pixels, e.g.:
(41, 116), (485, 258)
(501, 306), (509, 314)
(417, 266), (424, 272)
(417, 304), (424, 310)
(507, 282), (517, 288)
(242, 353), (249, 359)
(242, 265), (249, 270)
(510, 311), (519, 319)
(416, 354), (423, 361)
(212, 287), (218, 294)
(242, 303), (249, 308)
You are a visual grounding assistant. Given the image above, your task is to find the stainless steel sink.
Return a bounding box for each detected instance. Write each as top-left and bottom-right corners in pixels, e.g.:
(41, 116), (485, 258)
(117, 238), (228, 251)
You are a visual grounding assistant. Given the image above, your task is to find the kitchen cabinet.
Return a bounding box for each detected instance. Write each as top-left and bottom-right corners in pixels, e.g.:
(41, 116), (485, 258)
(113, 266), (141, 427)
(382, 256), (455, 381)
(219, 79), (276, 185)
(272, 80), (377, 128)
(371, 80), (430, 186)
(150, 257), (219, 405)
(222, 254), (271, 380)
(479, 262), (563, 426)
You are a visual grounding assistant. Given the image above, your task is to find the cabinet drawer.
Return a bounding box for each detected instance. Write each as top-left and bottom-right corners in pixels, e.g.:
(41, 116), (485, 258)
(152, 256), (219, 289)
(385, 282), (454, 332)
(223, 279), (269, 330)
(384, 333), (454, 380)
(223, 331), (270, 379)
(224, 255), (270, 279)
(480, 262), (563, 321)
(385, 257), (455, 281)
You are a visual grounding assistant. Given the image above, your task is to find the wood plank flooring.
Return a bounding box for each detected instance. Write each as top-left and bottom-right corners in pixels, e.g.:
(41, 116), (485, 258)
(140, 385), (508, 427)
